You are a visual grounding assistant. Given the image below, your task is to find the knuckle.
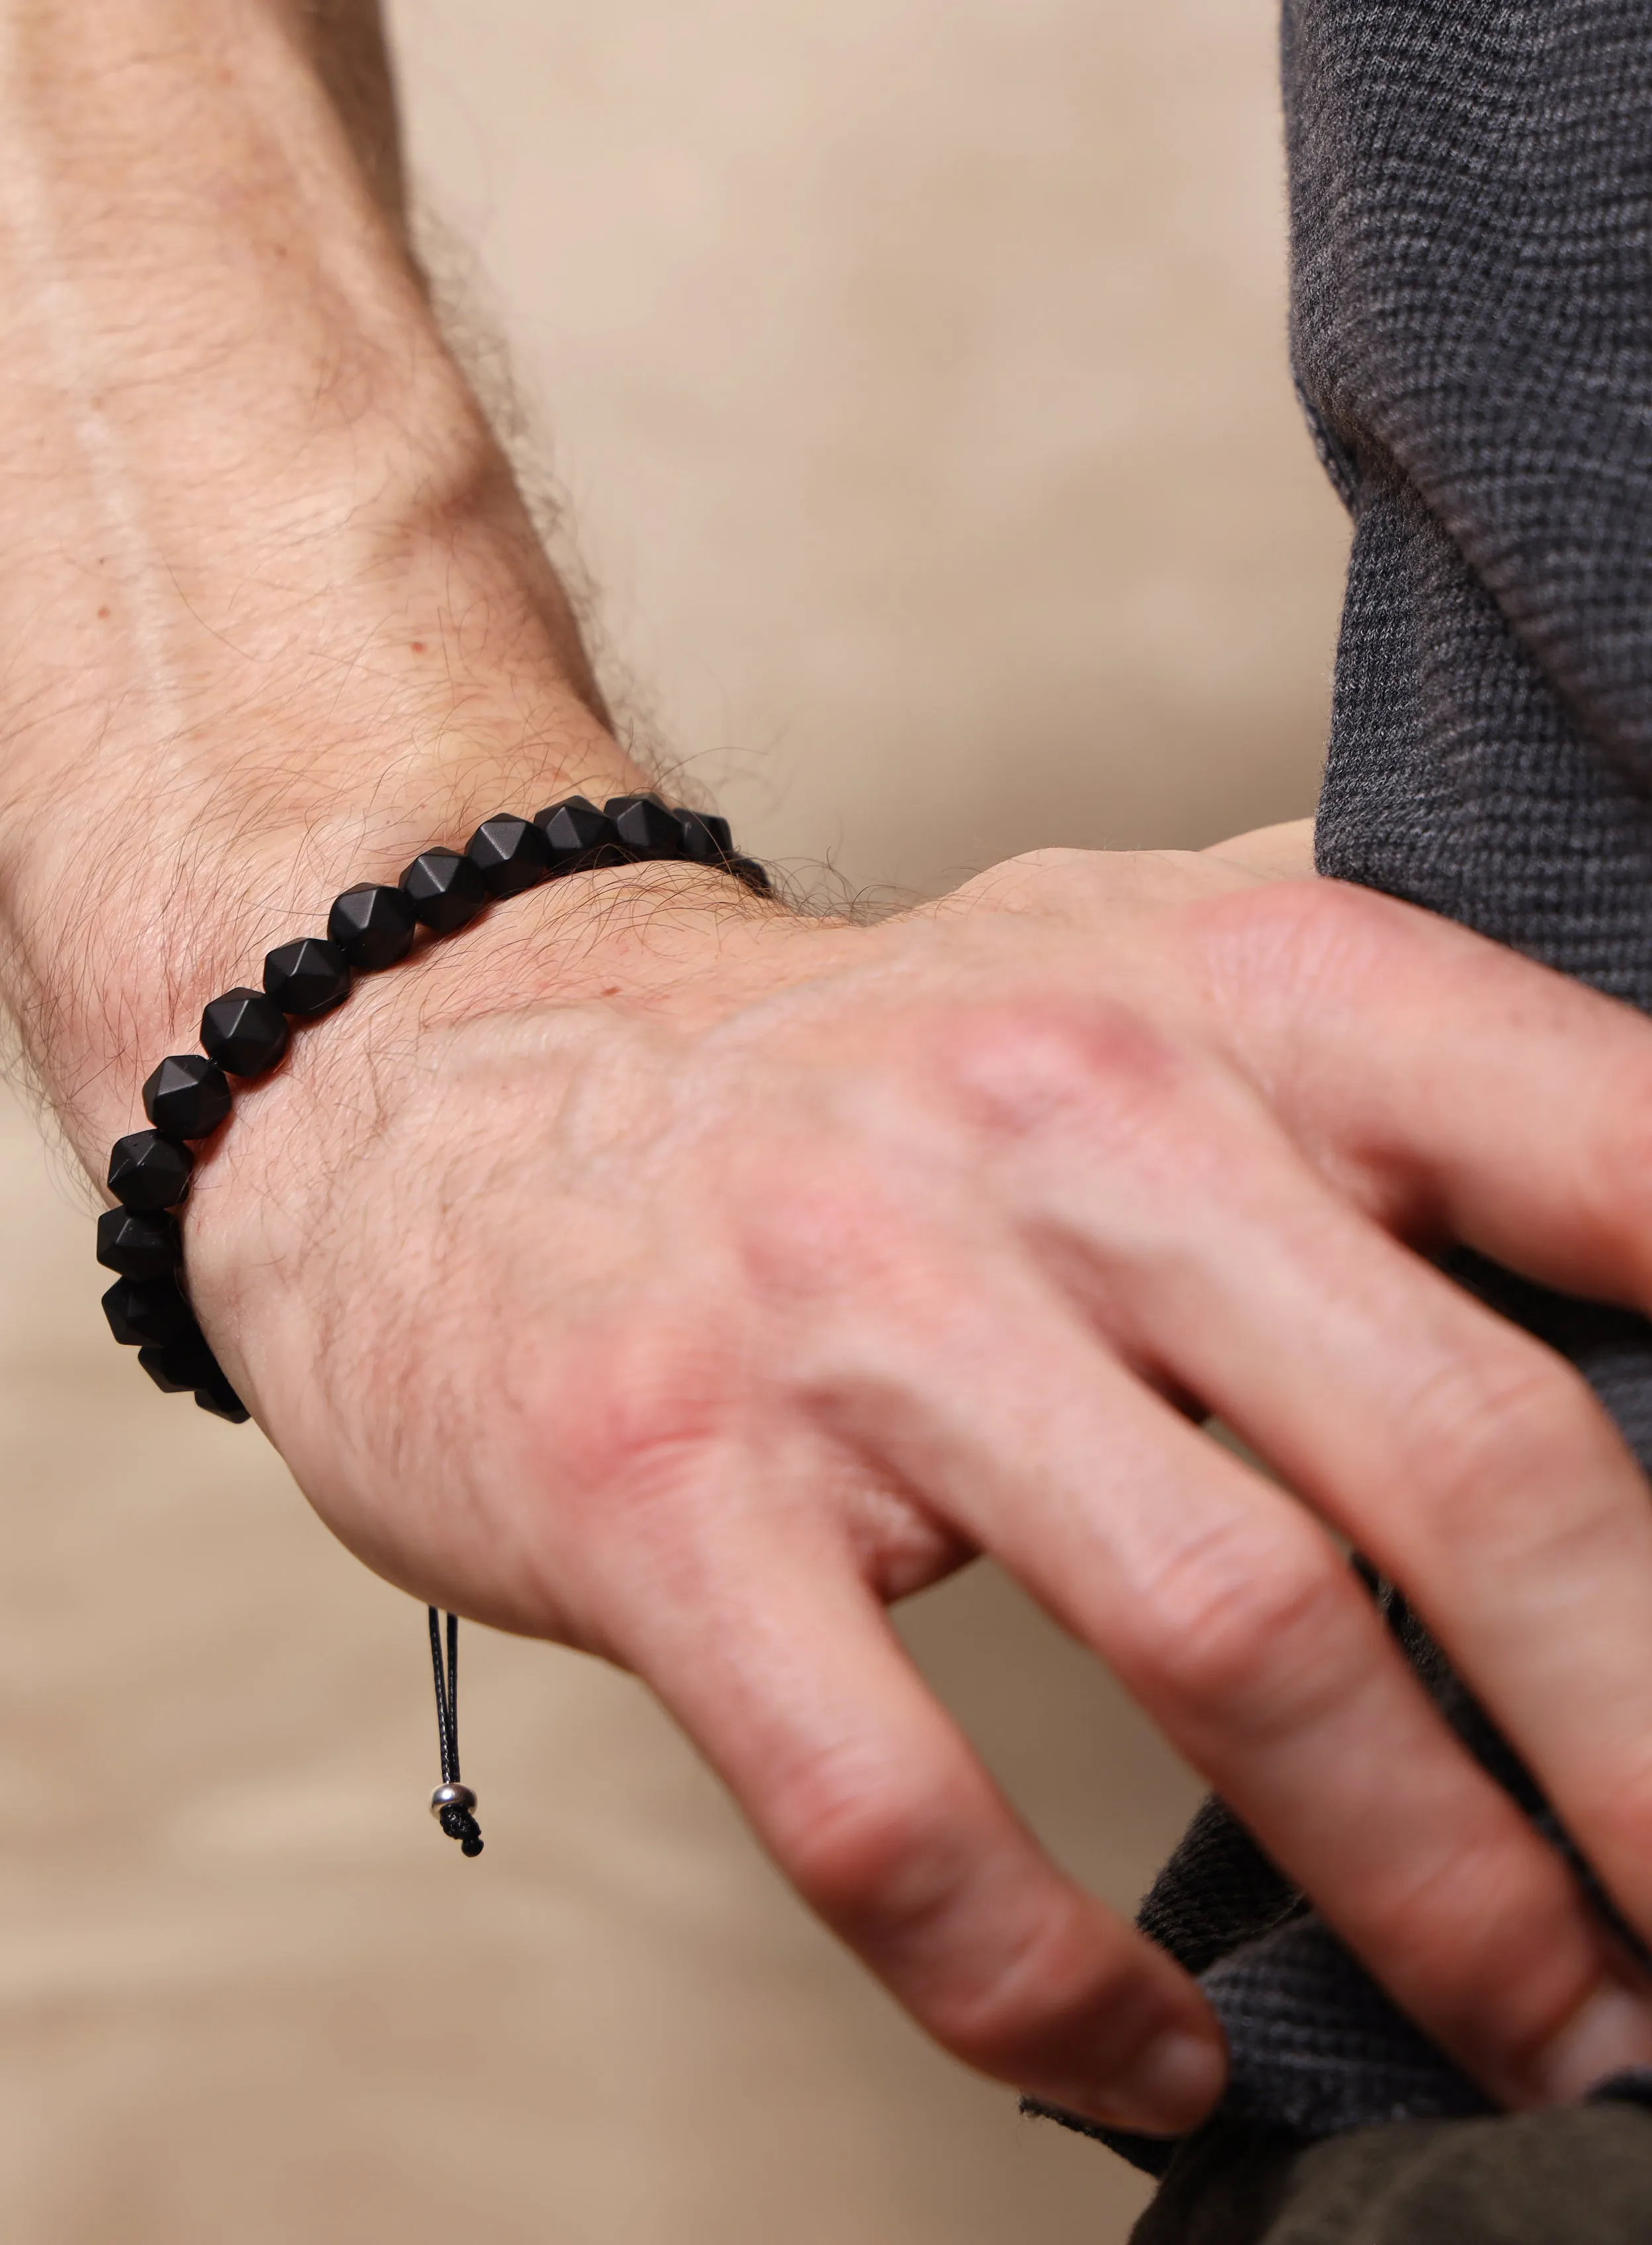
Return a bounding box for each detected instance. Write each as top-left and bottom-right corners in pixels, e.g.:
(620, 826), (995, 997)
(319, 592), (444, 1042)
(545, 1310), (737, 1516)
(1347, 1827), (1605, 2081)
(1361, 1840), (1552, 2033)
(1400, 1344), (1617, 1559)
(917, 1892), (1129, 2074)
(1261, 872), (1416, 964)
(1122, 1518), (1355, 1735)
(929, 995), (1187, 1152)
(767, 1743), (962, 1934)
(1191, 872), (1421, 1019)
(768, 1747), (1150, 2086)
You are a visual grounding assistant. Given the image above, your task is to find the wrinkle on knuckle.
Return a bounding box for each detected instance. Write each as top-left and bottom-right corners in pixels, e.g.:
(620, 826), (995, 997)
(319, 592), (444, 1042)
(770, 1748), (1129, 2075)
(1190, 876), (1426, 1038)
(1359, 1819), (1528, 1960)
(1397, 1346), (1621, 1565)
(917, 1892), (1123, 2070)
(1260, 874), (1415, 972)
(766, 1741), (970, 1940)
(1364, 1851), (1547, 2036)
(543, 1314), (737, 1520)
(1352, 1830), (1599, 2065)
(1121, 1518), (1355, 1736)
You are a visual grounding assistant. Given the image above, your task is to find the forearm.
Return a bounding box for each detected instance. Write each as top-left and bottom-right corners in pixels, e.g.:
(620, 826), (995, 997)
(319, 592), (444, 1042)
(0, 0), (641, 1158)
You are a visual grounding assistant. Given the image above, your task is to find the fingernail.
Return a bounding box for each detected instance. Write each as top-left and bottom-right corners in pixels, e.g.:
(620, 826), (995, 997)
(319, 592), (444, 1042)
(1530, 1981), (1652, 2105)
(1072, 2026), (1228, 2137)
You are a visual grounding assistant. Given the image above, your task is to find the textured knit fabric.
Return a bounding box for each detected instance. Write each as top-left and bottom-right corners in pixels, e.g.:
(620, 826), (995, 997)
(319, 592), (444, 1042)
(1035, 0), (1652, 2201)
(1300, 1), (1652, 982)
(1130, 2095), (1652, 2245)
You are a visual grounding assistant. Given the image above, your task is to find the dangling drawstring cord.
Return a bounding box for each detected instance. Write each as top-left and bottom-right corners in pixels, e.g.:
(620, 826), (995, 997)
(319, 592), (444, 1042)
(428, 1607), (484, 1856)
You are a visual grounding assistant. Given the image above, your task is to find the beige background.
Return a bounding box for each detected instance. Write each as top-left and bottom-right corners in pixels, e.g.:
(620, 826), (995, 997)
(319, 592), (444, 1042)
(0, 3), (1349, 2240)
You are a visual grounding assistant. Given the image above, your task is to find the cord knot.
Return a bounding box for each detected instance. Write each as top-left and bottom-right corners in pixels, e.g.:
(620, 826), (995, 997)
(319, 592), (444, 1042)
(439, 1800), (484, 1856)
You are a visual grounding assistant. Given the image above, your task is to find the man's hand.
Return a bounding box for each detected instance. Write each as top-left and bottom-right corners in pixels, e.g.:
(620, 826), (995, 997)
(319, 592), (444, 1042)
(6, 0), (1652, 2150)
(174, 836), (1652, 2134)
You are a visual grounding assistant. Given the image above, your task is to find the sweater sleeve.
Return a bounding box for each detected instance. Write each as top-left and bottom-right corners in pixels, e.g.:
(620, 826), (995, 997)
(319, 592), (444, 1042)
(1292, 0), (1652, 1008)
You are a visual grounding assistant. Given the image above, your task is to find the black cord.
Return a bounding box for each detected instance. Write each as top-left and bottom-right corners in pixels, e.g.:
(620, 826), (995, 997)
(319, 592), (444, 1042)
(428, 1606), (483, 1856)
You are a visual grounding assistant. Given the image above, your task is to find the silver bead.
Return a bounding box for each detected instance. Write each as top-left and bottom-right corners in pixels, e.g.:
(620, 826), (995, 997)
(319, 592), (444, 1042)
(430, 1782), (478, 1820)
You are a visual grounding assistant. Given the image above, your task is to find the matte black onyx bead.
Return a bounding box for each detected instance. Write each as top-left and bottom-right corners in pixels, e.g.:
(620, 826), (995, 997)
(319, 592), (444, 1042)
(143, 1054), (232, 1140)
(102, 1275), (193, 1348)
(264, 937), (352, 1017)
(605, 796), (686, 860)
(672, 807), (734, 866)
(727, 857), (774, 896)
(108, 1129), (193, 1212)
(201, 987), (291, 1077)
(138, 1325), (220, 1393)
(467, 813), (550, 897)
(195, 1373), (250, 1424)
(401, 847), (486, 934)
(328, 882), (418, 972)
(96, 1207), (181, 1281)
(534, 797), (621, 874)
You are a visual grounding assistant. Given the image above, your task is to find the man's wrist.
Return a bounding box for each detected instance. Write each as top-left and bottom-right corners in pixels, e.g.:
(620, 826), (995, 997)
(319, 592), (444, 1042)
(0, 0), (658, 1150)
(3, 720), (697, 1158)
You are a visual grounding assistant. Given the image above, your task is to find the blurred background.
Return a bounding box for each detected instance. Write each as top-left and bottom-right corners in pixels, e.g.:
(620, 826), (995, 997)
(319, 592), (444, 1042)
(0, 1), (1349, 2238)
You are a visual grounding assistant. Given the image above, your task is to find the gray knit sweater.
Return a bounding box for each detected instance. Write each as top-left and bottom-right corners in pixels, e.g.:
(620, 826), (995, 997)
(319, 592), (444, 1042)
(1038, 0), (1652, 2177)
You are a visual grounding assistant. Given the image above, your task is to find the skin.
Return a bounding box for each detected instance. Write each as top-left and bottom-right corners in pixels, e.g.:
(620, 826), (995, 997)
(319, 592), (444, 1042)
(6, 0), (1652, 2143)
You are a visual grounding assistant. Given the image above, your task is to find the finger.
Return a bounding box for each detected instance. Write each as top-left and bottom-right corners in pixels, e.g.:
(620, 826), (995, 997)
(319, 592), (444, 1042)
(582, 1450), (1226, 2136)
(1183, 876), (1652, 1305)
(1011, 1055), (1652, 2033)
(811, 1255), (1652, 2110)
(1201, 817), (1318, 881)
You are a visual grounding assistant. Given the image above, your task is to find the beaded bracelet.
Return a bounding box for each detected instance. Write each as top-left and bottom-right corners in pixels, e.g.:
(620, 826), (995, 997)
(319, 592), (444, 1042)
(96, 792), (771, 1854)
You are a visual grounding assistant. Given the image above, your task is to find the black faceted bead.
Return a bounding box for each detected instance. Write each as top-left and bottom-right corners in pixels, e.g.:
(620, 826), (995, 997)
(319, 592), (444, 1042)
(535, 797), (621, 874)
(401, 847), (486, 934)
(201, 987), (291, 1077)
(108, 1129), (193, 1212)
(606, 796), (686, 860)
(264, 937), (352, 1017)
(467, 813), (551, 897)
(195, 1373), (250, 1424)
(102, 1274), (193, 1348)
(727, 857), (774, 896)
(328, 882), (418, 972)
(138, 1325), (220, 1393)
(143, 1054), (232, 1140)
(96, 1207), (181, 1281)
(672, 807), (735, 866)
